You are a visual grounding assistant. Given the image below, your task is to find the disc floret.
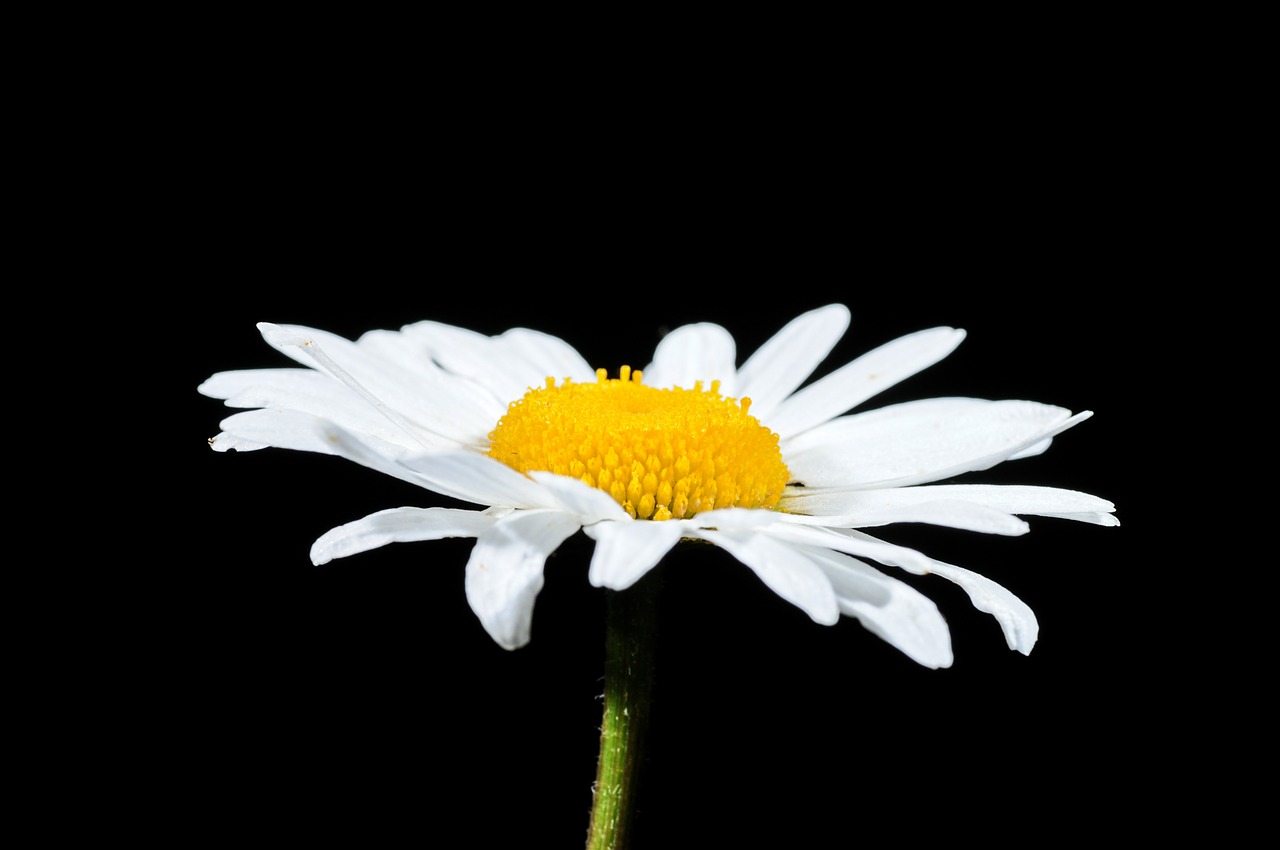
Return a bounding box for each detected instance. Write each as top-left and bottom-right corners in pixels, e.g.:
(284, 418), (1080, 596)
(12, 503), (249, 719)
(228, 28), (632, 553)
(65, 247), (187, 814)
(488, 367), (790, 520)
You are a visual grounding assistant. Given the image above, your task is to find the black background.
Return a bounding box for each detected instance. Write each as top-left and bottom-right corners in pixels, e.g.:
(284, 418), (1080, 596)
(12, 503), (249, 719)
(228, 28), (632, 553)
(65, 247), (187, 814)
(157, 87), (1169, 846)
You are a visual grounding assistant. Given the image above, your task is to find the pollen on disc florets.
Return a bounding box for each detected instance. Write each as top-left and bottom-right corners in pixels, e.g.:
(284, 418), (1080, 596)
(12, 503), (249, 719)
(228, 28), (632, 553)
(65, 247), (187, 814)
(487, 366), (791, 520)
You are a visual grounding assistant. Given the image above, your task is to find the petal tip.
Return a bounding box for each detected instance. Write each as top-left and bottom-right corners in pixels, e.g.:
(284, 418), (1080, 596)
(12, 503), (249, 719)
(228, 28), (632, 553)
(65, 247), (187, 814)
(494, 634), (529, 651)
(258, 322), (312, 348)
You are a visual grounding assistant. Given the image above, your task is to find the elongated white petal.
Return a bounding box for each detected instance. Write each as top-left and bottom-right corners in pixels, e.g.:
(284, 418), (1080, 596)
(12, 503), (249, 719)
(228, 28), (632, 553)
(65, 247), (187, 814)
(400, 450), (560, 510)
(208, 432), (268, 452)
(642, 322), (738, 393)
(257, 322), (328, 360)
(315, 418), (469, 491)
(396, 320), (510, 404)
(735, 304), (851, 419)
(779, 498), (1030, 536)
(1010, 437), (1053, 460)
(1043, 512), (1121, 526)
(355, 327), (509, 414)
(215, 408), (410, 461)
(258, 322), (396, 386)
(354, 328), (517, 440)
(757, 520), (931, 570)
(763, 327), (966, 439)
(584, 519), (684, 590)
(205, 361), (492, 446)
(798, 544), (953, 668)
(202, 369), (455, 452)
(256, 323), (449, 450)
(223, 413), (527, 513)
(783, 483), (1117, 525)
(310, 507), (497, 565)
(399, 321), (596, 406)
(496, 328), (598, 391)
(528, 471), (630, 524)
(690, 527), (840, 625)
(199, 368), (314, 402)
(465, 510), (582, 649)
(832, 529), (1039, 655)
(687, 506), (787, 531)
(925, 560), (1039, 655)
(783, 481), (1116, 522)
(784, 399), (1088, 488)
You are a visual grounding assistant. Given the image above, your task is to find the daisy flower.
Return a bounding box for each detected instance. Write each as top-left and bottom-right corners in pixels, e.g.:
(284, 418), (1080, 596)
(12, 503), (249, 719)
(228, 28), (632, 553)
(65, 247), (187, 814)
(199, 304), (1116, 670)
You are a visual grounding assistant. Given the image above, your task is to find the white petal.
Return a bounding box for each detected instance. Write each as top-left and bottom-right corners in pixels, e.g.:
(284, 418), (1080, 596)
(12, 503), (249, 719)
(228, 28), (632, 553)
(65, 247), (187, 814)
(925, 560), (1039, 655)
(310, 507), (497, 565)
(313, 418), (468, 491)
(690, 527), (840, 625)
(584, 519), (683, 590)
(496, 328), (598, 391)
(399, 321), (596, 405)
(199, 368), (308, 401)
(779, 497), (1030, 536)
(687, 506), (786, 531)
(528, 471), (631, 524)
(257, 321), (323, 356)
(259, 322), (394, 384)
(799, 544), (953, 668)
(215, 408), (410, 461)
(400, 451), (560, 510)
(255, 323), (454, 450)
(762, 520), (940, 574)
(396, 320), (510, 403)
(783, 483), (1117, 526)
(258, 320), (502, 446)
(464, 509), (582, 650)
(762, 327), (966, 439)
(1009, 437), (1053, 460)
(642, 322), (738, 393)
(831, 529), (1040, 655)
(222, 413), (490, 503)
(735, 304), (851, 420)
(355, 328), (516, 440)
(202, 368), (451, 452)
(1044, 512), (1121, 527)
(208, 432), (268, 452)
(784, 398), (1088, 488)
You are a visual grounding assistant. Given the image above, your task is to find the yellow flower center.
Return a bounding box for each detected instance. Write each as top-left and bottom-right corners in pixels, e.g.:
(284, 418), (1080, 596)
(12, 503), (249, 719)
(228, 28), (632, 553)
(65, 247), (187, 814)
(487, 366), (790, 520)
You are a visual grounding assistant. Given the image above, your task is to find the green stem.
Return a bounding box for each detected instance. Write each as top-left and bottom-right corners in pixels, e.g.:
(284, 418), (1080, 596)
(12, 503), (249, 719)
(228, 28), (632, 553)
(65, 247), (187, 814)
(586, 576), (660, 850)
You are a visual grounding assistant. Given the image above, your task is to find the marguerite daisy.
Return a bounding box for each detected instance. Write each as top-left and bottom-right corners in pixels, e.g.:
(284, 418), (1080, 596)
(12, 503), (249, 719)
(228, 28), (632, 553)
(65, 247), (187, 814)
(199, 304), (1116, 669)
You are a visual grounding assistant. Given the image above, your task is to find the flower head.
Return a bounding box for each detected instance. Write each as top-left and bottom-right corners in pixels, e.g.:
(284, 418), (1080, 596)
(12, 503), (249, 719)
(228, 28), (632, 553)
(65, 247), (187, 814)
(199, 305), (1117, 667)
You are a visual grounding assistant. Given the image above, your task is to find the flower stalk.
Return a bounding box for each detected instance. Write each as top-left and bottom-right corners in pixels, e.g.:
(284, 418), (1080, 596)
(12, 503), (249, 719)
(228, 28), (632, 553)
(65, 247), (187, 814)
(587, 575), (660, 850)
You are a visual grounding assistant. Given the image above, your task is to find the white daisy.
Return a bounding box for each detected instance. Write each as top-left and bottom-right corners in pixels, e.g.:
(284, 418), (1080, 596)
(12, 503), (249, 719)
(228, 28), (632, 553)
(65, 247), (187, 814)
(199, 304), (1116, 668)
